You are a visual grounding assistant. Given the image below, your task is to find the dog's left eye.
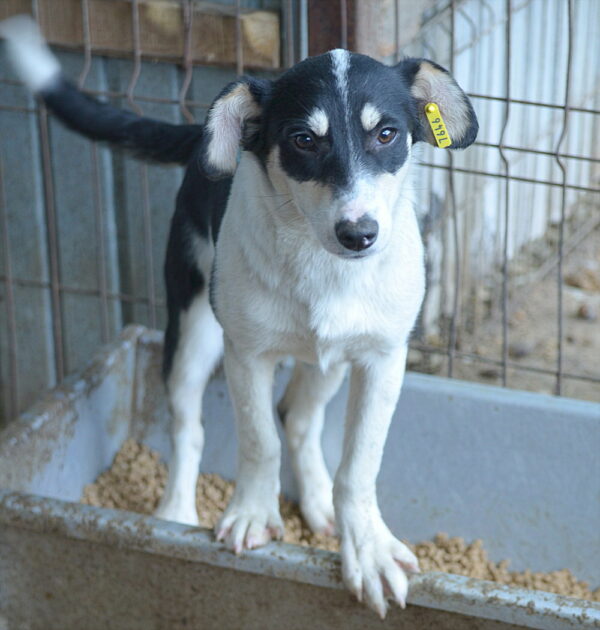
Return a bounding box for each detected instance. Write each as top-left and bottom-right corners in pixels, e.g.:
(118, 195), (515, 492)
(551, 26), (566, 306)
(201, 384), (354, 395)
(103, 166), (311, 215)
(377, 128), (397, 145)
(293, 133), (316, 151)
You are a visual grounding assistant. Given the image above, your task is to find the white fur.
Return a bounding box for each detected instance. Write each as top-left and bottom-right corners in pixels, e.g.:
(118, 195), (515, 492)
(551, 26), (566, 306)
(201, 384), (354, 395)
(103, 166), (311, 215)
(0, 15), (61, 92)
(265, 140), (412, 262)
(334, 346), (419, 617)
(279, 361), (347, 534)
(330, 49), (354, 155)
(306, 107), (329, 136)
(212, 149), (424, 614)
(215, 339), (284, 553)
(3, 24), (432, 615)
(156, 276), (223, 526)
(360, 102), (381, 132)
(206, 83), (260, 173)
(330, 49), (350, 108)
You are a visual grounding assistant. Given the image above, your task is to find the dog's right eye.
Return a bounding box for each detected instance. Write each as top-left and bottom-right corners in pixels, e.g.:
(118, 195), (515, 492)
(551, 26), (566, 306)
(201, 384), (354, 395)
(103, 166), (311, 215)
(293, 133), (316, 151)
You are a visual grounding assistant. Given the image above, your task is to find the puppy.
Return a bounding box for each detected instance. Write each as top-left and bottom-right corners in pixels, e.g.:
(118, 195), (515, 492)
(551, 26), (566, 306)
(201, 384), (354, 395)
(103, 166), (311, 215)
(0, 16), (477, 618)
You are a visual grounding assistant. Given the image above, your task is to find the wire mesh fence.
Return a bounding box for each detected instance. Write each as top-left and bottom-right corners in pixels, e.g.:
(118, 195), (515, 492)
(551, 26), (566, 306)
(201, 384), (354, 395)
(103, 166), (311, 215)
(397, 0), (599, 400)
(0, 0), (598, 427)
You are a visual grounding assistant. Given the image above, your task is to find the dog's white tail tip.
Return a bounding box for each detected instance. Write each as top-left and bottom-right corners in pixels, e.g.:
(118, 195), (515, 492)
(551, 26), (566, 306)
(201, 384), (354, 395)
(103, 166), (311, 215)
(0, 14), (61, 93)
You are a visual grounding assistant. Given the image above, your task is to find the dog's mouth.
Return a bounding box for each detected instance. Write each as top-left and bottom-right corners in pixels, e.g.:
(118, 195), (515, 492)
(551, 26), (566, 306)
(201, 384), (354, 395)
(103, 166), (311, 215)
(328, 245), (378, 261)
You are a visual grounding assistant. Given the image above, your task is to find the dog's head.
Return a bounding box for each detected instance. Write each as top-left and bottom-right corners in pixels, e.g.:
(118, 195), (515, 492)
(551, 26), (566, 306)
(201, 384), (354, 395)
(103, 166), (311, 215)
(201, 50), (477, 259)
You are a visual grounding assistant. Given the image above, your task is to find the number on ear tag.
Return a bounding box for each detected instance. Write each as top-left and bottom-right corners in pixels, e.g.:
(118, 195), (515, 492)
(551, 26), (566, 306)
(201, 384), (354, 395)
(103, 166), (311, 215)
(425, 103), (452, 148)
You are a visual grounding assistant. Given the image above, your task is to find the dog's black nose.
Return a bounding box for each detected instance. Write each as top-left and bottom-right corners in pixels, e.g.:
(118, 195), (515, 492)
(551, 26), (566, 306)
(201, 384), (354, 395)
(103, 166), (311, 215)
(335, 217), (379, 251)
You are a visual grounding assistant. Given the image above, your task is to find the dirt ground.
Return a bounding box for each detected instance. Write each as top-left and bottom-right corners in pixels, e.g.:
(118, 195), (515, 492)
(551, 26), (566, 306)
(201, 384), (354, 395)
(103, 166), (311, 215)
(409, 224), (600, 402)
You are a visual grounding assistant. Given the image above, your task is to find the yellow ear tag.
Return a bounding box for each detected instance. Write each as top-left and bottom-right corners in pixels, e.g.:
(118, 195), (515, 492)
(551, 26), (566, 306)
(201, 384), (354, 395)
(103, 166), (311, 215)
(425, 103), (452, 148)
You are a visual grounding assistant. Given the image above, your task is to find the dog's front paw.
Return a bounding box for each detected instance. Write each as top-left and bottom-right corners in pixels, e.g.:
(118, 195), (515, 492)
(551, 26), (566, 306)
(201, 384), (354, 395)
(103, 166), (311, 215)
(338, 510), (419, 618)
(216, 494), (284, 554)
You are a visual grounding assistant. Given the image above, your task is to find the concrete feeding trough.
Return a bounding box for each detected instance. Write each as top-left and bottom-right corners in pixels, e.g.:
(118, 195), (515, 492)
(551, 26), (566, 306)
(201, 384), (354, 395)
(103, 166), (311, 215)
(1, 325), (598, 629)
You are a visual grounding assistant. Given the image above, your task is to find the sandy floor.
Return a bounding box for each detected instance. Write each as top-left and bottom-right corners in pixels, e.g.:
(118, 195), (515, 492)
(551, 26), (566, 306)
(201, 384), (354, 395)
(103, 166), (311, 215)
(410, 225), (600, 402)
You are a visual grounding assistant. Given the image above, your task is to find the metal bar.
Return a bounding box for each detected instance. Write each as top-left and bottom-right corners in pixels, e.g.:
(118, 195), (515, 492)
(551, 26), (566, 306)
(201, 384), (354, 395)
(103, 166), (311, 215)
(299, 0), (309, 61)
(340, 0), (348, 49)
(5, 77), (599, 119)
(498, 0), (511, 387)
(79, 0), (109, 343)
(139, 166), (157, 327)
(77, 0), (92, 90)
(447, 0), (459, 378)
(128, 0), (157, 328)
(0, 275), (166, 308)
(179, 0), (195, 124)
(0, 80), (213, 110)
(0, 157), (19, 424)
(472, 140), (600, 164)
(90, 144), (110, 343)
(553, 0), (574, 396)
(285, 0), (295, 67)
(126, 0), (143, 117)
(467, 92), (599, 116)
(394, 0), (401, 62)
(416, 163), (600, 194)
(409, 343), (600, 386)
(0, 105), (37, 114)
(31, 0), (64, 382)
(235, 0), (244, 77)
(37, 105), (65, 381)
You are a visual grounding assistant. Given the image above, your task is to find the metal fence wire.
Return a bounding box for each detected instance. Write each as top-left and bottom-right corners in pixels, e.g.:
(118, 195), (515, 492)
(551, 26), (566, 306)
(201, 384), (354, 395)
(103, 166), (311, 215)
(0, 0), (598, 427)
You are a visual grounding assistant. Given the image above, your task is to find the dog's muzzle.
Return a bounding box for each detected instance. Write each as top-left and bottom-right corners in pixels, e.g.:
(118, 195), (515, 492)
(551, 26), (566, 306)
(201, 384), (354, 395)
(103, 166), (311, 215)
(335, 217), (379, 252)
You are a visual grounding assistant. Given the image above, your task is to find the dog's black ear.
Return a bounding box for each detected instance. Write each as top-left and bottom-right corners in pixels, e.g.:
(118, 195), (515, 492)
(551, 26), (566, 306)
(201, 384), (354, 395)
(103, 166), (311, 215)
(397, 58), (478, 149)
(200, 76), (271, 179)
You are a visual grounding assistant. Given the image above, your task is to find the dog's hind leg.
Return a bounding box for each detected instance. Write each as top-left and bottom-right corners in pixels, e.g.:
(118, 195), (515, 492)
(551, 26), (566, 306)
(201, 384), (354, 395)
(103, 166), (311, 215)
(155, 289), (223, 526)
(277, 362), (347, 535)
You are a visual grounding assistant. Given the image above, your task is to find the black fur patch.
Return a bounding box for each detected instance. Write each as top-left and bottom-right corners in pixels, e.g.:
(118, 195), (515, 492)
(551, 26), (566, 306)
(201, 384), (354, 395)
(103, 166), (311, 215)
(258, 52), (423, 194)
(162, 149), (232, 380)
(41, 77), (204, 165)
(38, 52), (475, 383)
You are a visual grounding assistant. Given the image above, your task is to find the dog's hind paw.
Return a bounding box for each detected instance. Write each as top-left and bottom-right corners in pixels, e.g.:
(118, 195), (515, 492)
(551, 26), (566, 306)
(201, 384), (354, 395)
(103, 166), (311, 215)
(215, 499), (284, 554)
(300, 488), (336, 536)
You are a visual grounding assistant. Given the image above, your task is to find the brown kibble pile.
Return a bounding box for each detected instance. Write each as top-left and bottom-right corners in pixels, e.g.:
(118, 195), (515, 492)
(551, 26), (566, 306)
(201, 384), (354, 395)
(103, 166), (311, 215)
(82, 440), (599, 601)
(412, 533), (599, 601)
(82, 439), (167, 513)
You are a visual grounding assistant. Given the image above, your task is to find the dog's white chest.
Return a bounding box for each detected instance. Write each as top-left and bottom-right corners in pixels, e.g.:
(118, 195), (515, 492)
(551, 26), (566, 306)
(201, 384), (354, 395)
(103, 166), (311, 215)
(213, 156), (425, 365)
(301, 293), (371, 369)
(289, 255), (421, 369)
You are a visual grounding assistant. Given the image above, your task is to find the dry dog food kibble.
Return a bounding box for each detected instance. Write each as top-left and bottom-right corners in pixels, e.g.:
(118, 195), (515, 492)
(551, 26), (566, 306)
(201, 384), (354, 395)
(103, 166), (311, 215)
(82, 440), (599, 602)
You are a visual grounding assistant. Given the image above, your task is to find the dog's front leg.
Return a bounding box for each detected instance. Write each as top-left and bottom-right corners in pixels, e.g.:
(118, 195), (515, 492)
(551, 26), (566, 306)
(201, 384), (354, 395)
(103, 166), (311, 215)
(216, 338), (284, 554)
(334, 345), (419, 618)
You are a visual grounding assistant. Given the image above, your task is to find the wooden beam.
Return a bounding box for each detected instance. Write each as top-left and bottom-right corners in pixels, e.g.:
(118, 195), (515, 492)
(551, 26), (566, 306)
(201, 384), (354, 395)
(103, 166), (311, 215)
(0, 0), (280, 70)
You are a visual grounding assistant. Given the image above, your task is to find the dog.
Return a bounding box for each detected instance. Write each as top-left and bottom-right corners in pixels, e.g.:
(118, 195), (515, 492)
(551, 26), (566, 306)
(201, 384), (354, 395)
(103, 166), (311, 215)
(0, 16), (477, 618)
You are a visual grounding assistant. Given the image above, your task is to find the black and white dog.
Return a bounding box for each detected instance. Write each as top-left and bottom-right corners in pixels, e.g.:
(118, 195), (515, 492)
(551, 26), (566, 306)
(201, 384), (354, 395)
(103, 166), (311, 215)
(1, 16), (477, 617)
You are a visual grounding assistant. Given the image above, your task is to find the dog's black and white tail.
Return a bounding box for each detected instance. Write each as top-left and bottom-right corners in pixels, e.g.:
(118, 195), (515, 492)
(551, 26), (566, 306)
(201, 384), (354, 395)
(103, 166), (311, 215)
(0, 15), (203, 166)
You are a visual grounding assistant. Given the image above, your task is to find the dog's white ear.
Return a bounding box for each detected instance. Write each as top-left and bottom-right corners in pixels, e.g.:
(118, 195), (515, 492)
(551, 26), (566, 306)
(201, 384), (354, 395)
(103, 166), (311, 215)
(201, 77), (271, 179)
(398, 58), (478, 149)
